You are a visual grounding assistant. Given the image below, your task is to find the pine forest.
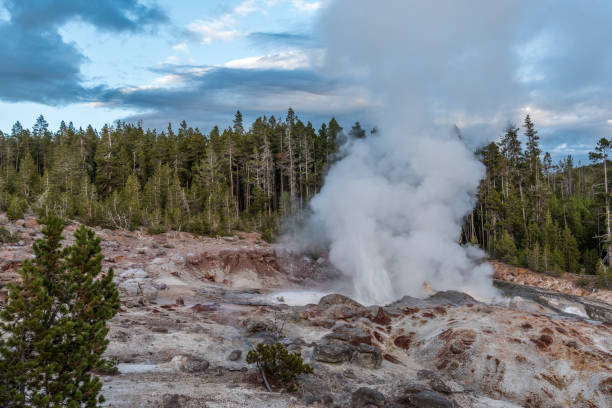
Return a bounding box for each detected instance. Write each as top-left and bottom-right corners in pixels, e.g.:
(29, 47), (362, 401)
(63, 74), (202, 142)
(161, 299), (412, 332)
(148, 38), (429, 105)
(1, 110), (611, 285)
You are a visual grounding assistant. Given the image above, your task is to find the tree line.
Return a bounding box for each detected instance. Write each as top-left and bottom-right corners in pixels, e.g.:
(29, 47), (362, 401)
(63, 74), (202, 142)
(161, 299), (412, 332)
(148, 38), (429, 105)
(467, 114), (612, 286)
(1, 111), (611, 284)
(0, 110), (373, 240)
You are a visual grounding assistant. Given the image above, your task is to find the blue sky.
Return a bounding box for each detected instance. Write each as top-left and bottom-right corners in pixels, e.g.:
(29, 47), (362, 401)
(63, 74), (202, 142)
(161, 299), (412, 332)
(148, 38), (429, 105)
(0, 0), (338, 130)
(1, 0), (612, 163)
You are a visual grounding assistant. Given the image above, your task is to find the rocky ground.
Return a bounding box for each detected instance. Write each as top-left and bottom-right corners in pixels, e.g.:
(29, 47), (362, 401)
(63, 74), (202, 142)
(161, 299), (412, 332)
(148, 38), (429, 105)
(1, 215), (611, 408)
(492, 261), (612, 305)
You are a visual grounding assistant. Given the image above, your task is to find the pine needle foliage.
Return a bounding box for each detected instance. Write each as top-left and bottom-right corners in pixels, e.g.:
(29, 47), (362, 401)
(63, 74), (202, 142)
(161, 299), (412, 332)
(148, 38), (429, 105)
(0, 226), (18, 244)
(246, 342), (313, 391)
(0, 215), (120, 407)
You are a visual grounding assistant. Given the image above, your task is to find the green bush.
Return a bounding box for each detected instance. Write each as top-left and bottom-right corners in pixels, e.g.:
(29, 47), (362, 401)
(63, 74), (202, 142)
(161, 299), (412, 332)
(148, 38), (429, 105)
(575, 276), (592, 288)
(596, 268), (612, 289)
(246, 342), (313, 391)
(0, 226), (18, 244)
(261, 226), (275, 243)
(6, 196), (25, 221)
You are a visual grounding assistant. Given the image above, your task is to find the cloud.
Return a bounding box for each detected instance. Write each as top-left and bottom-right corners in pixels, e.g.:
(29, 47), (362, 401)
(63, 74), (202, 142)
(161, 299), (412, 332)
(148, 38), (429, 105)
(247, 31), (316, 47)
(234, 0), (259, 16)
(549, 142), (595, 161)
(106, 0), (612, 147)
(291, 0), (322, 12)
(315, 0), (612, 159)
(106, 65), (343, 107)
(187, 15), (242, 44)
(93, 63), (370, 130)
(4, 0), (167, 32)
(519, 104), (610, 129)
(120, 73), (185, 95)
(172, 43), (188, 52)
(3, 0), (612, 161)
(186, 0), (264, 44)
(185, 0), (322, 45)
(0, 0), (168, 104)
(0, 25), (88, 104)
(0, 3), (8, 21)
(224, 50), (322, 70)
(539, 125), (606, 163)
(81, 101), (110, 108)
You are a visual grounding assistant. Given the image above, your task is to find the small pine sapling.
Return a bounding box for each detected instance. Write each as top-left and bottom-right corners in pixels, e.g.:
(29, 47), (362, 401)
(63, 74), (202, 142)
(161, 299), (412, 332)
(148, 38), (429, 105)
(246, 342), (313, 392)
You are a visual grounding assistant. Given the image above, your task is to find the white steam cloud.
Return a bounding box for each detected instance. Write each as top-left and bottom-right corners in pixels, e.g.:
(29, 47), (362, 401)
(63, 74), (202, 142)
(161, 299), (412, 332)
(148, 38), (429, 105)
(308, 131), (494, 304)
(295, 0), (535, 304)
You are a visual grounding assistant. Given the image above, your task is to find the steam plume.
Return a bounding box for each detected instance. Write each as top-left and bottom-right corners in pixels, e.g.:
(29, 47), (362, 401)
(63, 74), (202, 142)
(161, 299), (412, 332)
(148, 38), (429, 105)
(297, 0), (532, 304)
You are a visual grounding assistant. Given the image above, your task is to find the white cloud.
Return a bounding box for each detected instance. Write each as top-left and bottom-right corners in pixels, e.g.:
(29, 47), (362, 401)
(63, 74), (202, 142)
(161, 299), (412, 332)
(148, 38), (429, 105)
(186, 0), (322, 45)
(81, 102), (109, 108)
(163, 55), (179, 64)
(550, 142), (593, 158)
(121, 74), (185, 94)
(515, 32), (557, 83)
(172, 43), (188, 52)
(188, 14), (242, 44)
(291, 0), (322, 12)
(206, 85), (372, 114)
(224, 50), (322, 70)
(0, 0), (9, 22)
(187, 67), (214, 76)
(520, 104), (609, 128)
(186, 0), (269, 44)
(121, 85), (154, 94)
(154, 74), (183, 86)
(234, 0), (259, 16)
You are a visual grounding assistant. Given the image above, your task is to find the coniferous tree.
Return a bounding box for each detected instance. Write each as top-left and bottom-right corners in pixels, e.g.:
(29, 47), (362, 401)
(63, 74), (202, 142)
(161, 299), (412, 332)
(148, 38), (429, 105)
(495, 230), (518, 264)
(0, 216), (119, 407)
(18, 153), (39, 202)
(469, 115), (603, 276)
(589, 138), (612, 266)
(6, 195), (25, 221)
(524, 114), (541, 185)
(349, 121), (366, 139)
(560, 225), (580, 273)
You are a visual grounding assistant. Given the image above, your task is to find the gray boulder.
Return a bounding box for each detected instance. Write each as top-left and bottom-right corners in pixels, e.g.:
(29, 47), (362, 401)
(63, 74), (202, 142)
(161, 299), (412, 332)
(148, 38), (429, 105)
(119, 268), (148, 279)
(426, 291), (479, 306)
(319, 293), (364, 309)
(417, 370), (452, 394)
(326, 325), (372, 346)
(117, 278), (158, 301)
(409, 390), (454, 408)
(171, 355), (209, 373)
(351, 387), (385, 408)
(227, 350), (242, 361)
(352, 344), (382, 369)
(387, 291), (479, 311)
(313, 342), (355, 363)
